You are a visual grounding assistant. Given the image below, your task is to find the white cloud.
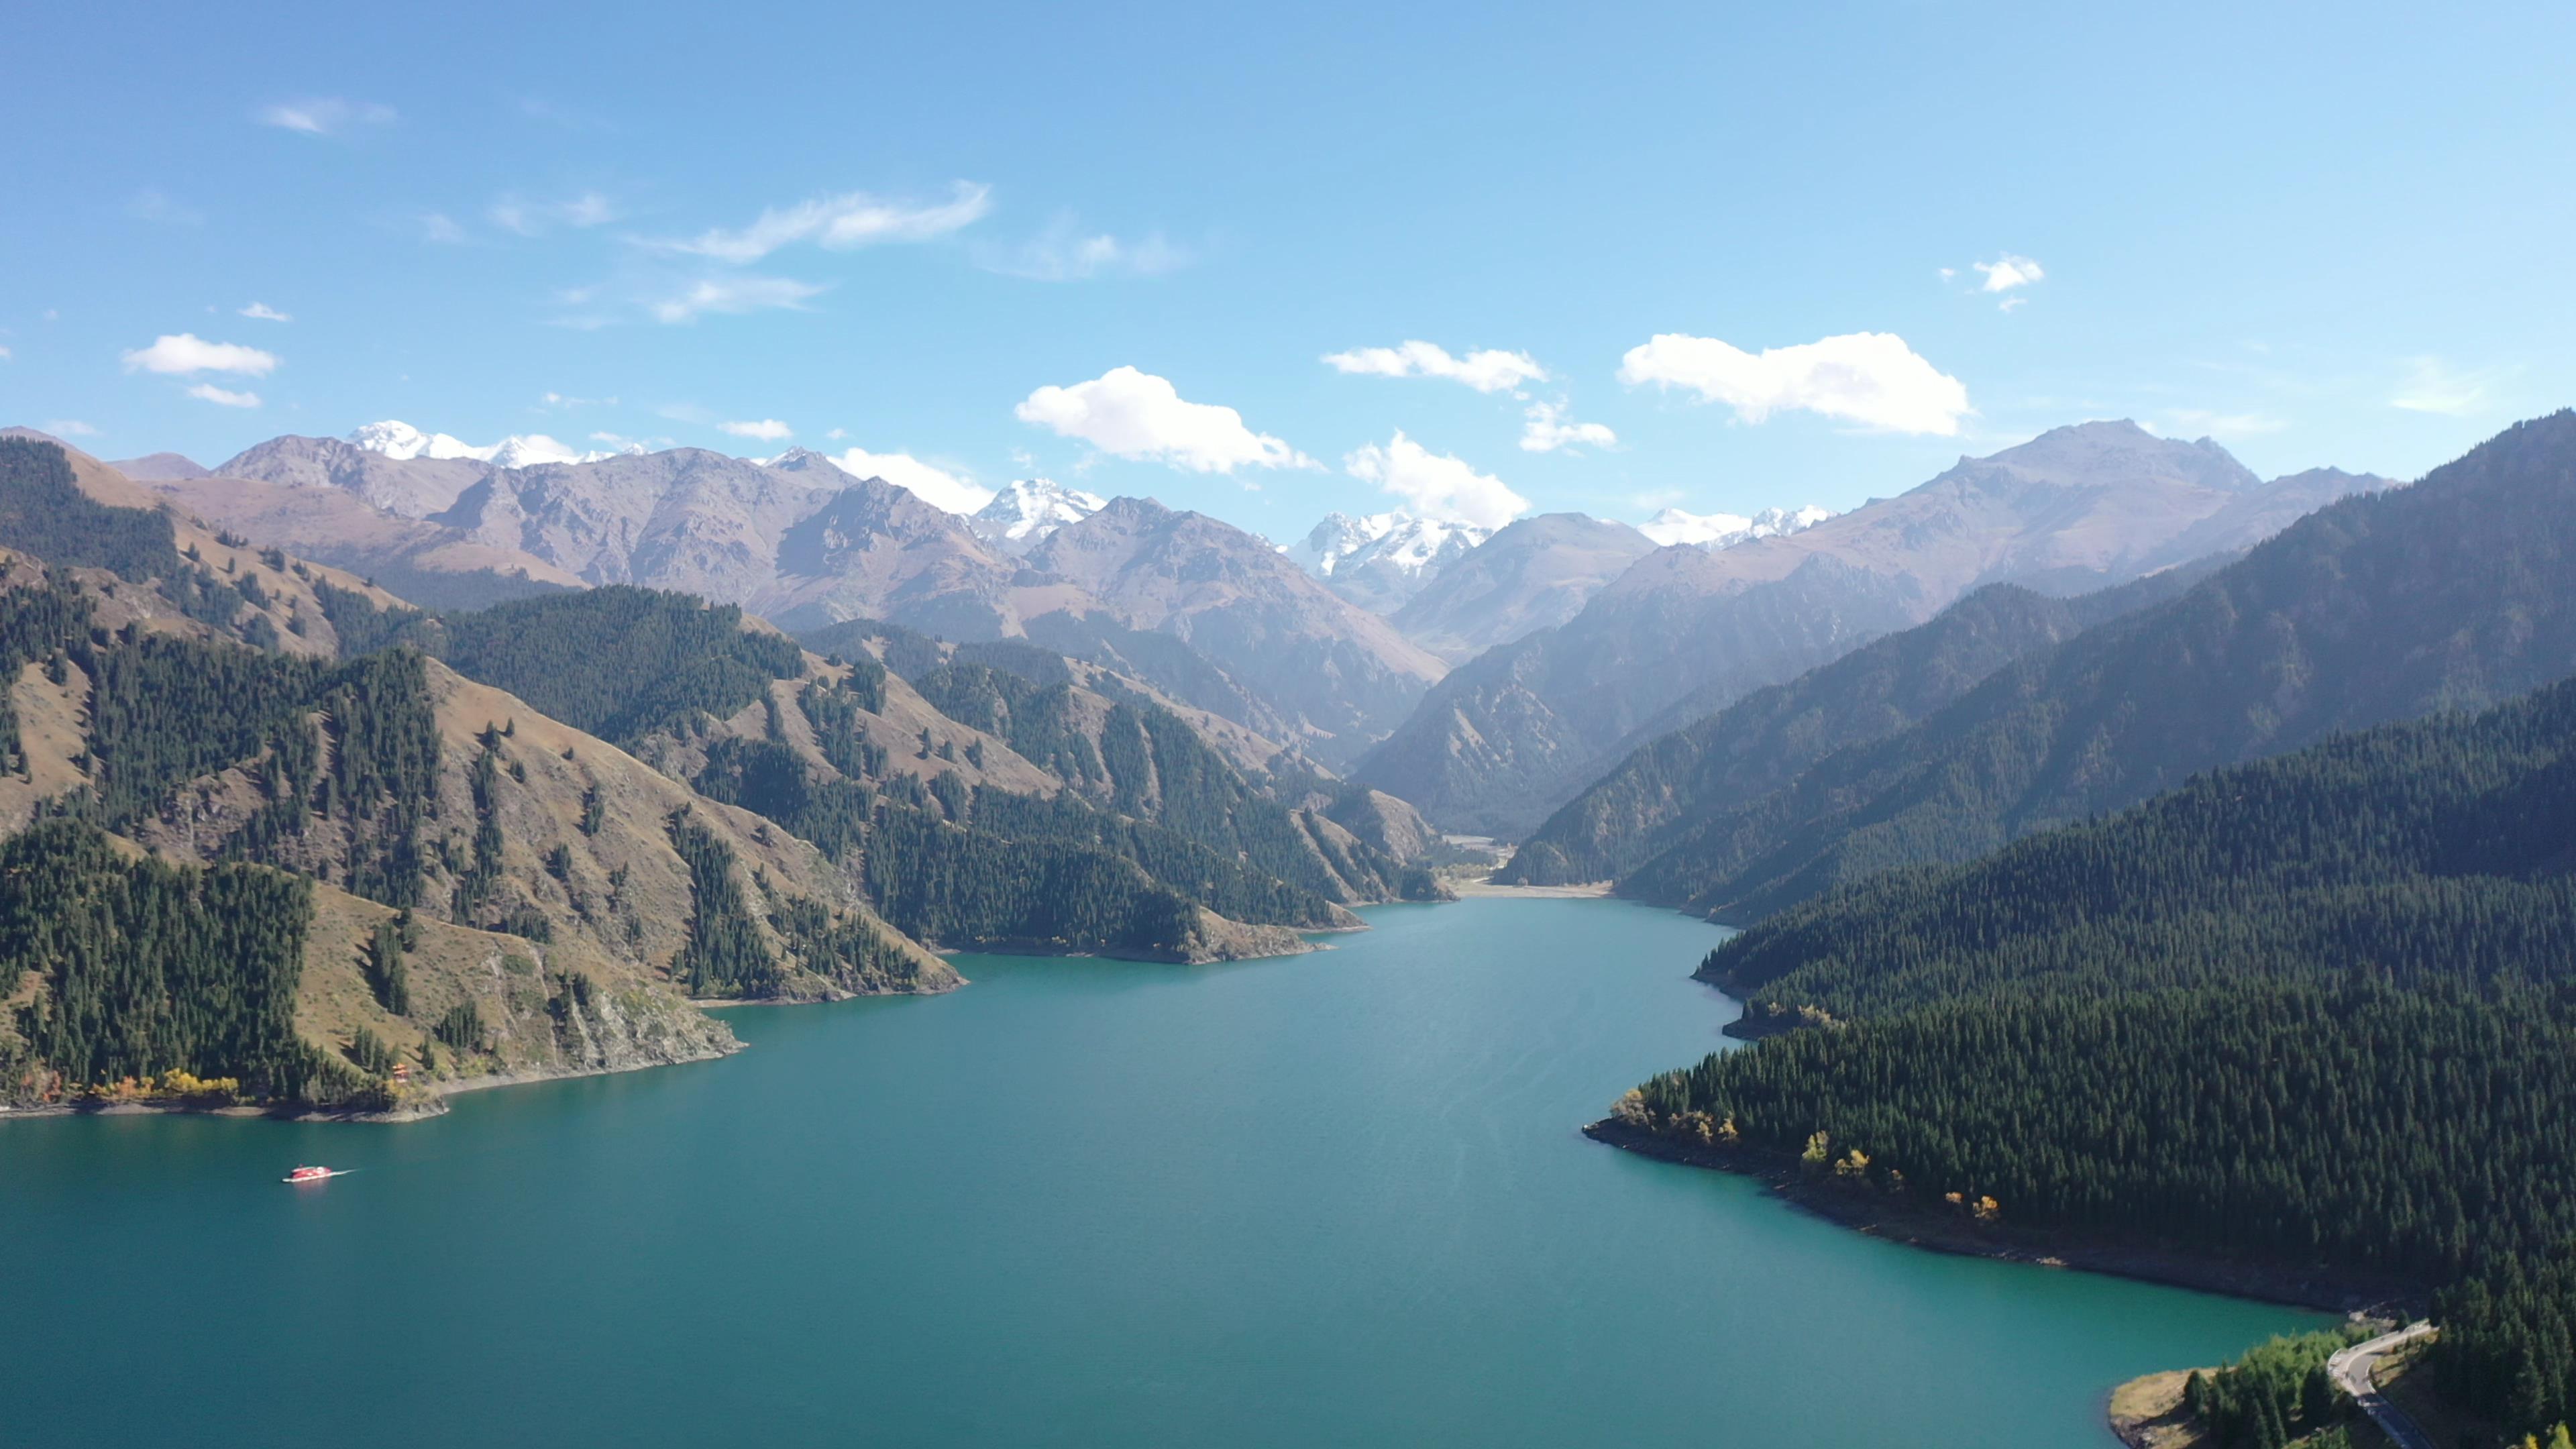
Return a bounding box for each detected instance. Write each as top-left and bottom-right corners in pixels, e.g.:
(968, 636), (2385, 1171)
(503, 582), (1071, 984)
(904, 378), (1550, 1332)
(260, 99), (396, 136)
(541, 391), (616, 408)
(825, 427), (848, 441)
(1016, 366), (1311, 473)
(44, 420), (98, 437)
(1618, 331), (1970, 435)
(121, 333), (280, 376)
(1345, 433), (1528, 530)
(1321, 340), (1546, 394)
(1973, 254), (2045, 292)
(186, 383), (262, 409)
(419, 212), (468, 245)
(126, 189), (203, 226)
(827, 447), (996, 515)
(650, 276), (828, 323)
(1519, 400), (1617, 454)
(2391, 356), (2511, 417)
(0, 345), (11, 361)
(720, 418), (793, 441)
(238, 301), (292, 323)
(653, 183), (991, 264)
(978, 215), (1190, 280)
(490, 191), (617, 236)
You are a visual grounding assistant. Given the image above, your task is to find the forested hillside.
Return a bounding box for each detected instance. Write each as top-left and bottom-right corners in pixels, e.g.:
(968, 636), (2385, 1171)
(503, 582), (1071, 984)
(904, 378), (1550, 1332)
(1620, 410), (2576, 922)
(1615, 660), (2576, 1439)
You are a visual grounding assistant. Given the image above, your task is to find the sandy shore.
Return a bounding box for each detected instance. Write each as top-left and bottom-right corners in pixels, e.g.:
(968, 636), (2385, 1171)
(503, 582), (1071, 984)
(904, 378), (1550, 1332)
(1448, 879), (1614, 898)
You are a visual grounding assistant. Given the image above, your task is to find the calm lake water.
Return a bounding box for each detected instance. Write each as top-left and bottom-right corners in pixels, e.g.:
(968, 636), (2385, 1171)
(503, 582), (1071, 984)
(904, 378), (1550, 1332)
(0, 899), (2316, 1447)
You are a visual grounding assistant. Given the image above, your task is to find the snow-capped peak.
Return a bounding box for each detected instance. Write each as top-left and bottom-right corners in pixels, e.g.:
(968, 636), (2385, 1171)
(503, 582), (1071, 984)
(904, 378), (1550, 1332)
(1287, 511), (1488, 580)
(1638, 503), (1835, 550)
(969, 478), (1107, 553)
(348, 421), (614, 468)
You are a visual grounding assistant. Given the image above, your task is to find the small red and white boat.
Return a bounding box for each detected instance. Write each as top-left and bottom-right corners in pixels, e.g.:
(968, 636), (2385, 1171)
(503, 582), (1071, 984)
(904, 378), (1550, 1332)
(282, 1165), (345, 1183)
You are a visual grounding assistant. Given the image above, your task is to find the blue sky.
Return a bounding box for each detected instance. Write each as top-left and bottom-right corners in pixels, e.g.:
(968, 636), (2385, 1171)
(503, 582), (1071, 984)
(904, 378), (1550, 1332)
(3, 1), (2569, 536)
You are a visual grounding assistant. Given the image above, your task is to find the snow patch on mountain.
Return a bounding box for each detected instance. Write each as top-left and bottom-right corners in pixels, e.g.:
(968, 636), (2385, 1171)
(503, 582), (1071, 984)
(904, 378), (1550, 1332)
(1638, 503), (1836, 550)
(971, 478), (1107, 553)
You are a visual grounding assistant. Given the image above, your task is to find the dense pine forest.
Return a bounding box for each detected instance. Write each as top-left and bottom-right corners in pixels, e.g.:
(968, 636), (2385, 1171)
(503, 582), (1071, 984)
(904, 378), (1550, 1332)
(1619, 669), (2576, 1438)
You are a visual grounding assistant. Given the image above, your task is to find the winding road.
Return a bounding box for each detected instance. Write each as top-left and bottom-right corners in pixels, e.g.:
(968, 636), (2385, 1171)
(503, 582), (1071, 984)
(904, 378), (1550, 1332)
(2326, 1322), (2436, 1449)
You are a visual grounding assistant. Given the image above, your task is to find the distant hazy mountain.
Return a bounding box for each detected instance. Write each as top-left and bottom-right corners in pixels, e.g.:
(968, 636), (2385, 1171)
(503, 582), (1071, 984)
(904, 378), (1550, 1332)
(1353, 421), (2389, 835)
(105, 451), (209, 481)
(1028, 498), (1449, 764)
(1615, 411), (2573, 922)
(1499, 558), (2231, 887)
(1388, 513), (1657, 663)
(969, 478), (1105, 554)
(1637, 503), (1834, 549)
(1285, 511), (1490, 614)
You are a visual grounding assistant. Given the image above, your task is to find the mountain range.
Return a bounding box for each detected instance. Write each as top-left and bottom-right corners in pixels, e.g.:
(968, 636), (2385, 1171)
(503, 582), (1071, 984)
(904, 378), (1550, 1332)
(1352, 421), (2392, 835)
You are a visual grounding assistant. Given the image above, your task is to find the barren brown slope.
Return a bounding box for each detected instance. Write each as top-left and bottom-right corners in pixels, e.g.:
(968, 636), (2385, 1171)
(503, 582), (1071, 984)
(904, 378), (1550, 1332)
(1028, 497), (1448, 765)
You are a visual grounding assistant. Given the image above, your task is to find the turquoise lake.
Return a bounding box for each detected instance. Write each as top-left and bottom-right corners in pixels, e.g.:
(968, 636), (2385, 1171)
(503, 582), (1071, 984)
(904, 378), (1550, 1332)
(0, 898), (2317, 1446)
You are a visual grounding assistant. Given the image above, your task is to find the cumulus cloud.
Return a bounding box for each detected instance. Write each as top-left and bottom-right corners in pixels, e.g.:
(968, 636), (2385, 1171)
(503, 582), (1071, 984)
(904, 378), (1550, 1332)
(720, 419), (793, 441)
(237, 302), (292, 323)
(260, 99), (396, 136)
(186, 383), (262, 409)
(490, 191), (617, 236)
(1618, 331), (1970, 435)
(121, 333), (280, 376)
(1519, 400), (1617, 453)
(978, 215), (1190, 280)
(1345, 433), (1528, 529)
(2391, 356), (2511, 417)
(1973, 254), (2045, 292)
(1016, 366), (1311, 473)
(1321, 340), (1546, 394)
(653, 182), (991, 264)
(828, 447), (996, 515)
(650, 276), (828, 323)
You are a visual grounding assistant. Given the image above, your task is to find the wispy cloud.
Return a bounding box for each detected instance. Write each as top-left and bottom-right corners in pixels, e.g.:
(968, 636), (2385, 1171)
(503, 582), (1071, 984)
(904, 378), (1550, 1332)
(186, 382), (262, 409)
(490, 191), (618, 237)
(540, 391), (616, 409)
(1323, 340), (1546, 394)
(44, 419), (98, 437)
(238, 302), (292, 323)
(649, 276), (828, 324)
(2162, 408), (2286, 437)
(419, 212), (468, 245)
(259, 98), (396, 136)
(2390, 356), (2514, 417)
(121, 333), (279, 376)
(719, 418), (793, 441)
(125, 189), (203, 226)
(1519, 400), (1617, 453)
(977, 215), (1190, 280)
(647, 182), (991, 264)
